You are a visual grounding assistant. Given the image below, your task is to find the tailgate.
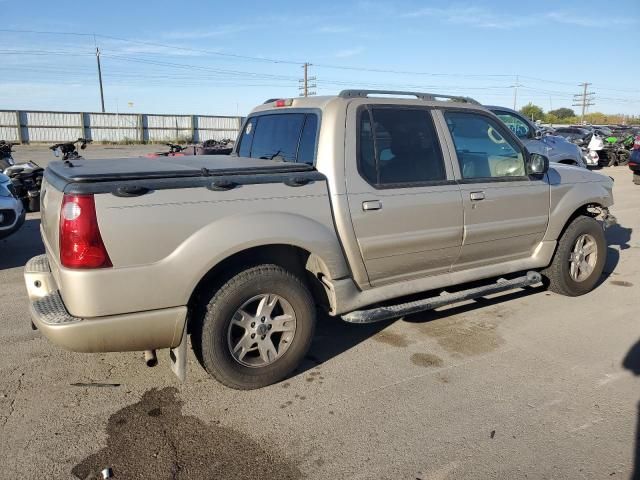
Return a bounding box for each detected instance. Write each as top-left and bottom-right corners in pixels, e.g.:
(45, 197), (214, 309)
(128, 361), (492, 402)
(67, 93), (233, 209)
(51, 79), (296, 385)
(39, 177), (63, 260)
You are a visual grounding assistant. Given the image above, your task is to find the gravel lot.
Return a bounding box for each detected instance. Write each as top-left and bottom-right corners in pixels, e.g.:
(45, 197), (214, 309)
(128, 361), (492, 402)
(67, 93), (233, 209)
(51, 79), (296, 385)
(0, 152), (638, 479)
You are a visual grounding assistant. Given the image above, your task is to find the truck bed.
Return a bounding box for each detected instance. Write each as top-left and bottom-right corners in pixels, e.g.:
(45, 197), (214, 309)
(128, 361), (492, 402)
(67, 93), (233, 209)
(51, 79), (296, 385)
(37, 153), (339, 320)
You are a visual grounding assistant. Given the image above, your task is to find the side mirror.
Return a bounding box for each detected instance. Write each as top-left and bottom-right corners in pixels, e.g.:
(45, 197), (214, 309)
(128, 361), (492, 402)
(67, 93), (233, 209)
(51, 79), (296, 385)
(528, 153), (549, 175)
(534, 129), (543, 139)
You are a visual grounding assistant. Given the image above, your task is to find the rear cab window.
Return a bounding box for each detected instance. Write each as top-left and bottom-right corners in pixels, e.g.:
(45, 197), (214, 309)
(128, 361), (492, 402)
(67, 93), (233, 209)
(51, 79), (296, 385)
(237, 111), (319, 165)
(357, 106), (447, 187)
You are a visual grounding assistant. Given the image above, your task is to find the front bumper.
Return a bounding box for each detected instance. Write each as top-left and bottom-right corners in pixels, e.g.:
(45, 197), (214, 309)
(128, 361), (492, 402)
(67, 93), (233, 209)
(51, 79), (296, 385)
(25, 254), (187, 353)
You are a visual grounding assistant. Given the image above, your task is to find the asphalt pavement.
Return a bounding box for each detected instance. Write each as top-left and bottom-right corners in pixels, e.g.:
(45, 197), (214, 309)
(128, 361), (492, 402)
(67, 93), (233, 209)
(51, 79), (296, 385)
(0, 159), (638, 479)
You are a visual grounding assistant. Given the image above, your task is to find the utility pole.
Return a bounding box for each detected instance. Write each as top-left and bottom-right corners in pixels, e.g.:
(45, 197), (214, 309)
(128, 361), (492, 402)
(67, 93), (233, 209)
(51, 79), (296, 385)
(509, 75), (521, 110)
(298, 62), (316, 97)
(572, 82), (595, 124)
(96, 47), (105, 113)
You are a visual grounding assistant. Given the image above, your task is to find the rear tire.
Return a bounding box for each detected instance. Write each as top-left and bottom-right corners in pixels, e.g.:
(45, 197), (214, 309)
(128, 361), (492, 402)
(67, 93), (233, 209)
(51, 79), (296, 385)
(633, 173), (640, 185)
(192, 264), (316, 390)
(542, 215), (606, 296)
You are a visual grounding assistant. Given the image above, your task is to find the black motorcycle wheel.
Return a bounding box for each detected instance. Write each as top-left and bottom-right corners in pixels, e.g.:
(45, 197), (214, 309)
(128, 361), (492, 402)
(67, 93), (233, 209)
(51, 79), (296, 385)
(616, 151), (630, 167)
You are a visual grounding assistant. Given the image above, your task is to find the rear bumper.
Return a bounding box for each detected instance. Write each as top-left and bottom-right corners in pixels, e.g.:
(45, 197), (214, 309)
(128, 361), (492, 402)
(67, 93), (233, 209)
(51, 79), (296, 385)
(24, 254), (187, 353)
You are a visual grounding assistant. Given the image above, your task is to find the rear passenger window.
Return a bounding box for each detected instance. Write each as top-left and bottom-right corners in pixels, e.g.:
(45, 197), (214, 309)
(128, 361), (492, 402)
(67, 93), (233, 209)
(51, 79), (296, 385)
(237, 113), (319, 164)
(358, 107), (446, 186)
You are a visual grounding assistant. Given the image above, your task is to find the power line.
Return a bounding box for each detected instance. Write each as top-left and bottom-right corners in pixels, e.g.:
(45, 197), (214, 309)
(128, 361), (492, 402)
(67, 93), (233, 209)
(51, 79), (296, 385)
(299, 63), (316, 97)
(1, 29), (638, 97)
(0, 28), (305, 65)
(572, 82), (596, 123)
(510, 75), (522, 110)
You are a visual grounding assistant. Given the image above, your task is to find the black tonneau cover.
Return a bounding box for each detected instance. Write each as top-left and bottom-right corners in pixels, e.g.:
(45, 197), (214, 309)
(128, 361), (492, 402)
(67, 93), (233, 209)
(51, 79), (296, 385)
(44, 155), (323, 195)
(47, 155), (313, 183)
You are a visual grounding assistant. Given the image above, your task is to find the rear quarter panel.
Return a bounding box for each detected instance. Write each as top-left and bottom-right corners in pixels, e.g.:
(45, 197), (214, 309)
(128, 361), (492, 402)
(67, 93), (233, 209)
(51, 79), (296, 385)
(56, 180), (349, 318)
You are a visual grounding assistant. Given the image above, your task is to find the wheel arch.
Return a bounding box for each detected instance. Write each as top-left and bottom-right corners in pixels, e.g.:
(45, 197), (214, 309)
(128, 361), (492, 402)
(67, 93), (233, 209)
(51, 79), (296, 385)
(187, 244), (336, 329)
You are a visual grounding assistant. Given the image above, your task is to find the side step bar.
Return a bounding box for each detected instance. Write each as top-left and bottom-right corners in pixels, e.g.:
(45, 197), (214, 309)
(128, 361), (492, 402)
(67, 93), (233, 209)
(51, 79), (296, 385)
(341, 271), (542, 324)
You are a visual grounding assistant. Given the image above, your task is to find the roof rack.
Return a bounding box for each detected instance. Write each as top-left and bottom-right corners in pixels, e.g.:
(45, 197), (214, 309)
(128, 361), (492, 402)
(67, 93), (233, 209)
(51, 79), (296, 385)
(338, 89), (481, 105)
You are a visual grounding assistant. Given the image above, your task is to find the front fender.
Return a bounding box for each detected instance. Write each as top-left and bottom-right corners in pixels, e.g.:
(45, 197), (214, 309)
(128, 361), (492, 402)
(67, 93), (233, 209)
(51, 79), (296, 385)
(544, 169), (614, 241)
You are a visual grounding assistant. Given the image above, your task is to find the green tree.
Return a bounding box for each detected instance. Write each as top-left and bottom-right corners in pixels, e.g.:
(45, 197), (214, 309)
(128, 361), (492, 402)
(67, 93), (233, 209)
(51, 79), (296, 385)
(548, 107), (576, 119)
(519, 103), (545, 122)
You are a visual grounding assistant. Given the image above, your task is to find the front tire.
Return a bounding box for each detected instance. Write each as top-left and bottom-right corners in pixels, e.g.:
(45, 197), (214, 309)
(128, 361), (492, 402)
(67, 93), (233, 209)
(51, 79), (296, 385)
(192, 264), (316, 389)
(634, 173), (640, 185)
(542, 215), (606, 296)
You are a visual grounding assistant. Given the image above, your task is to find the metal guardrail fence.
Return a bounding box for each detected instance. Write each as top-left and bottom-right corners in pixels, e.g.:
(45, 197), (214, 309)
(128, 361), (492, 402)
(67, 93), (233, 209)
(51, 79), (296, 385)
(0, 110), (243, 144)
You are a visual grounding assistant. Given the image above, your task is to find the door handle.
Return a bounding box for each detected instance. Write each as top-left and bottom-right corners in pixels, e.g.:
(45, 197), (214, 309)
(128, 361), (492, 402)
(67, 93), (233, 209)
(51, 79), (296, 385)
(470, 191), (485, 201)
(362, 200), (382, 211)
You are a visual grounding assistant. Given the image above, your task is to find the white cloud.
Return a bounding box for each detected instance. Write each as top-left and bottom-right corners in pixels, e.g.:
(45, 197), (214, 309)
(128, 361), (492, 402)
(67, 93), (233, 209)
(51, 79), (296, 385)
(334, 46), (365, 58)
(163, 24), (249, 40)
(545, 11), (635, 27)
(315, 25), (353, 34)
(401, 4), (636, 30)
(401, 6), (534, 29)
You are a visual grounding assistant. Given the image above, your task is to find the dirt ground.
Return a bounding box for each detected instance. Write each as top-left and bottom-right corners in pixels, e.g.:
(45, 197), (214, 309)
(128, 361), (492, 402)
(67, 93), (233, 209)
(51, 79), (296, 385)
(0, 157), (639, 479)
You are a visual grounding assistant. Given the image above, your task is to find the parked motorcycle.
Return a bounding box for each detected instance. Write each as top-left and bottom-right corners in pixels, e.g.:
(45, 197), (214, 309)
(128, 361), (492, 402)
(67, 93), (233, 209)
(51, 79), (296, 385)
(4, 161), (44, 213)
(195, 138), (235, 155)
(144, 143), (188, 158)
(0, 141), (44, 212)
(605, 142), (631, 166)
(0, 140), (17, 170)
(144, 139), (235, 158)
(50, 138), (91, 161)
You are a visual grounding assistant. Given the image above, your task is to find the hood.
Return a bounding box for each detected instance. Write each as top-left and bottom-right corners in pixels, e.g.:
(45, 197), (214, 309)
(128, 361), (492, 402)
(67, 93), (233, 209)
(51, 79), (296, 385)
(548, 163), (613, 186)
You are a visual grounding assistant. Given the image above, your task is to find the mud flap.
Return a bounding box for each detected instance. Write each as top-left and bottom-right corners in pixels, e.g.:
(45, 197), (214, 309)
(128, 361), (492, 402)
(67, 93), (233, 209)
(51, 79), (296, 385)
(169, 325), (187, 382)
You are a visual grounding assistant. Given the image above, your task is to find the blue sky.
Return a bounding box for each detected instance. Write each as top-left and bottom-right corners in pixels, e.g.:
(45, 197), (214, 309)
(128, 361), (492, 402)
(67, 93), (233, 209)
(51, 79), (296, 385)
(1, 0), (638, 116)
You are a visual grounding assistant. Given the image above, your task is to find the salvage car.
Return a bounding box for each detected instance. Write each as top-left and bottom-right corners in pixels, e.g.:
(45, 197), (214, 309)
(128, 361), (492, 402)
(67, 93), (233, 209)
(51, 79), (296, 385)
(487, 107), (589, 167)
(25, 90), (616, 389)
(0, 172), (26, 240)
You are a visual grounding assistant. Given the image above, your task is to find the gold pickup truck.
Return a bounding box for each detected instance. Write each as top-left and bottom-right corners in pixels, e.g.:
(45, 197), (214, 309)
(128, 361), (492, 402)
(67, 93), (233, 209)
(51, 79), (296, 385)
(25, 90), (615, 389)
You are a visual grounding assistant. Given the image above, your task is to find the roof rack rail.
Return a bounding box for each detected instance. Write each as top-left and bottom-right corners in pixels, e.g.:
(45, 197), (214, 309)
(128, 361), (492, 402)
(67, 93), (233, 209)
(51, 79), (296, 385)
(338, 89), (481, 105)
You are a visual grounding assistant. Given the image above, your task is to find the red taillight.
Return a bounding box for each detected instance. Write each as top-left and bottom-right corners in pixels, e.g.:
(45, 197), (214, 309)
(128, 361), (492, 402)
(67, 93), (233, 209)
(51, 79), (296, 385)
(59, 194), (112, 269)
(633, 135), (640, 150)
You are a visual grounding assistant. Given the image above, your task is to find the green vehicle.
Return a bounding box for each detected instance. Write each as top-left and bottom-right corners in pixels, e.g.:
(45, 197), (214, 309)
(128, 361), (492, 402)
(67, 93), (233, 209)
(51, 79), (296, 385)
(596, 127), (636, 166)
(607, 133), (635, 146)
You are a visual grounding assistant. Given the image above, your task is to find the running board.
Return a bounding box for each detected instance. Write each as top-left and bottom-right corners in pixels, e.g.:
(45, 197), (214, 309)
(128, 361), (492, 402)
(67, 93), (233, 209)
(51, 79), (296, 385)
(341, 271), (542, 324)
